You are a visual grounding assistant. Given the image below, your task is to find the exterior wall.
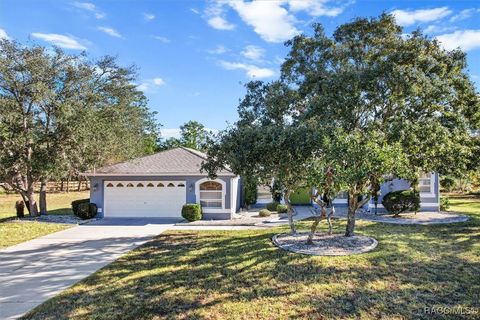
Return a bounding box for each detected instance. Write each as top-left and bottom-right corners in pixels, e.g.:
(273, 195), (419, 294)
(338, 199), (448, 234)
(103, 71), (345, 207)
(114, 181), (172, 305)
(368, 173), (440, 213)
(88, 175), (236, 219)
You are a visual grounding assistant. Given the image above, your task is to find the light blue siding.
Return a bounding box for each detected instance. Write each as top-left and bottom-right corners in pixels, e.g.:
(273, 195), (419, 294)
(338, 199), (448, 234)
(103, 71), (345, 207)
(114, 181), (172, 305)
(88, 175), (239, 219)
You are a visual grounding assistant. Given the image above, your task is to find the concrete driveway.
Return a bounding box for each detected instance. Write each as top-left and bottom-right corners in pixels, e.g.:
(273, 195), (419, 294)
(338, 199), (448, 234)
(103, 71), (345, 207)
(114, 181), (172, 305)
(0, 218), (179, 320)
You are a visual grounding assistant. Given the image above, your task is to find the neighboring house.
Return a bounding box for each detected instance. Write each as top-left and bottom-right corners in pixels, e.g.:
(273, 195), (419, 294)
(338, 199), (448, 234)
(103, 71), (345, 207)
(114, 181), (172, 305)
(84, 147), (241, 220)
(256, 173), (441, 213)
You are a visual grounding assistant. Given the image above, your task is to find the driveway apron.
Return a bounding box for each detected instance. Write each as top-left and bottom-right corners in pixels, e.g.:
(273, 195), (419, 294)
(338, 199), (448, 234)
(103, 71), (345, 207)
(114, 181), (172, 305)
(0, 218), (178, 319)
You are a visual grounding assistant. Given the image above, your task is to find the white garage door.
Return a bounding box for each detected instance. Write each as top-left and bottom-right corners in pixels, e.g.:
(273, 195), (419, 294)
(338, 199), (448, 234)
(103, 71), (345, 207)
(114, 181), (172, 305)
(104, 181), (186, 218)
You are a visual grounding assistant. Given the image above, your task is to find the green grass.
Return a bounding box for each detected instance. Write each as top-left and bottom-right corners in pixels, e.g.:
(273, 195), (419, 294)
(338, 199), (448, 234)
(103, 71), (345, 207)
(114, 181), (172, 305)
(23, 194), (480, 319)
(0, 191), (88, 248)
(0, 191), (89, 220)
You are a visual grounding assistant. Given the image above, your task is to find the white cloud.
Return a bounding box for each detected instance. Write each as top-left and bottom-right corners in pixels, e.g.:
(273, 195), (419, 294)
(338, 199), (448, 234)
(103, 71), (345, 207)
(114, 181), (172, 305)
(391, 7), (452, 26)
(449, 8), (480, 22)
(227, 0), (299, 42)
(0, 28), (10, 40)
(138, 77), (166, 92)
(436, 30), (480, 51)
(190, 8), (200, 14)
(220, 61), (275, 79)
(161, 128), (182, 139)
(208, 16), (235, 30)
(31, 33), (87, 50)
(97, 27), (122, 38)
(153, 78), (166, 86)
(287, 0), (345, 17)
(144, 13), (155, 21)
(424, 25), (456, 34)
(152, 36), (171, 43)
(204, 1), (347, 42)
(73, 2), (105, 19)
(241, 45), (265, 61)
(208, 45), (228, 54)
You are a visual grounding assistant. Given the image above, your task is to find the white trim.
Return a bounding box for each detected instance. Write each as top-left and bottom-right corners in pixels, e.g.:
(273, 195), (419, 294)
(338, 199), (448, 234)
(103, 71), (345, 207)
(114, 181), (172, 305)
(195, 178), (227, 213)
(333, 199), (348, 204)
(230, 176), (240, 215)
(419, 172), (436, 198)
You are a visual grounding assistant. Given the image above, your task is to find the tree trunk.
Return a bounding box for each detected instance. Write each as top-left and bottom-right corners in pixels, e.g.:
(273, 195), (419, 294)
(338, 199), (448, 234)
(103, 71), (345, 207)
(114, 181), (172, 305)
(39, 179), (47, 215)
(66, 175), (70, 193)
(345, 192), (358, 237)
(77, 176), (82, 191)
(307, 205), (324, 245)
(26, 185), (38, 216)
(283, 190), (296, 234)
(326, 206), (334, 235)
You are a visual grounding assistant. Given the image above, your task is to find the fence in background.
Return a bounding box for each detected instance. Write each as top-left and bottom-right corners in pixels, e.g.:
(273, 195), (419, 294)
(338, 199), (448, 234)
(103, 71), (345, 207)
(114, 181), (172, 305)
(33, 180), (90, 192)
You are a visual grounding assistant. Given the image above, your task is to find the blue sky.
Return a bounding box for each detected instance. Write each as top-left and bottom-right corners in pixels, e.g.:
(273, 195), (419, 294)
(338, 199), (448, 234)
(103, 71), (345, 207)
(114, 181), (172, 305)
(1, 1), (479, 137)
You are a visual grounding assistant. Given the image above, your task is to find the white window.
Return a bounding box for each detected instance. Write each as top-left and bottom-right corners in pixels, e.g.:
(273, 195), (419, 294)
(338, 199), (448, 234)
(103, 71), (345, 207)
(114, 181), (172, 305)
(199, 181), (223, 208)
(419, 173), (434, 197)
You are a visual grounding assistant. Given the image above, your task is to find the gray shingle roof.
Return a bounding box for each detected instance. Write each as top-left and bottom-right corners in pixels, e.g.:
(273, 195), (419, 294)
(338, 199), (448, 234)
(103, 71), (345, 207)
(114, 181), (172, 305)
(85, 147), (233, 176)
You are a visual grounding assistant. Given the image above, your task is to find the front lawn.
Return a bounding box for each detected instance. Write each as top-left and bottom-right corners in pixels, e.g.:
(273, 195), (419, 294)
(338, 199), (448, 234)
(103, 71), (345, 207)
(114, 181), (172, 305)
(24, 195), (480, 319)
(0, 191), (89, 248)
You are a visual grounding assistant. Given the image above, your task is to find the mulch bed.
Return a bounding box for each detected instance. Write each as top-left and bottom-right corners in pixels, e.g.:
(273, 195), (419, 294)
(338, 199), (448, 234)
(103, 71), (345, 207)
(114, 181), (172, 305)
(272, 232), (378, 256)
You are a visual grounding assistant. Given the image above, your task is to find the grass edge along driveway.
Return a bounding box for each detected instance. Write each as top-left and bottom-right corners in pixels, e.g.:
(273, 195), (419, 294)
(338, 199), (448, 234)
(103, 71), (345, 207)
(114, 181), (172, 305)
(22, 195), (480, 320)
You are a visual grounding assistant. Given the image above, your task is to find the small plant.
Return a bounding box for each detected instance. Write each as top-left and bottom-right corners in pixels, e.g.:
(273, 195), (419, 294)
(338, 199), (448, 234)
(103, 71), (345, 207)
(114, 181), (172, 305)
(440, 197), (450, 211)
(71, 199), (90, 216)
(276, 204), (288, 213)
(266, 201), (280, 211)
(382, 190), (420, 216)
(259, 209), (271, 217)
(75, 202), (97, 219)
(182, 203), (202, 221)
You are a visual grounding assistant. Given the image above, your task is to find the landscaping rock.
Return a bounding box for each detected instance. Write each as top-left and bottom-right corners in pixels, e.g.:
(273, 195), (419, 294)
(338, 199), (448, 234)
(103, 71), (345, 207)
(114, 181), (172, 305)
(272, 232), (378, 256)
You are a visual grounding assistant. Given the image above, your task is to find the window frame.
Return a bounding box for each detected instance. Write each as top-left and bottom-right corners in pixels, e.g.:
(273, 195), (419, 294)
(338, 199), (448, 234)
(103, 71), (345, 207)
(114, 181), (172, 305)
(419, 172), (435, 198)
(195, 178), (226, 212)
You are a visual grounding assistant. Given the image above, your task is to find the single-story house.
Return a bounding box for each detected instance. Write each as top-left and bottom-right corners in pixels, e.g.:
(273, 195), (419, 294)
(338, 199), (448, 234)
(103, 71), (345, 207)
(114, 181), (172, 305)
(258, 173), (440, 213)
(84, 147), (241, 220)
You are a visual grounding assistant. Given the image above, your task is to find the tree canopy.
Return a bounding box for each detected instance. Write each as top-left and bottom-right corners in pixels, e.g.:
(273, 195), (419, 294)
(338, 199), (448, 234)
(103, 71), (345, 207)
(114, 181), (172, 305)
(0, 39), (160, 214)
(205, 14), (480, 237)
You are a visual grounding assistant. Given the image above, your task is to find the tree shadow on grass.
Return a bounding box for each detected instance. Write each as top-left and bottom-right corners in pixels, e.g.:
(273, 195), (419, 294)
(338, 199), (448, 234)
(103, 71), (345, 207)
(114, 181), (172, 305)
(23, 217), (480, 320)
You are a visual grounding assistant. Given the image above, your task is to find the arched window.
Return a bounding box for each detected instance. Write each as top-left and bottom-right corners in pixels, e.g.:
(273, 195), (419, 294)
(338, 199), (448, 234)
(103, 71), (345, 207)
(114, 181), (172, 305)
(146, 183), (154, 187)
(136, 183), (144, 187)
(177, 183), (185, 187)
(167, 183), (175, 187)
(157, 183), (164, 187)
(199, 181), (223, 208)
(106, 183), (114, 187)
(126, 183), (134, 187)
(116, 183), (124, 187)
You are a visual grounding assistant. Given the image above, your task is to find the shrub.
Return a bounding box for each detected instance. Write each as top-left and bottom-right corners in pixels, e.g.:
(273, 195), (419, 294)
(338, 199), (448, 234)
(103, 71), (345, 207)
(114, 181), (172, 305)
(266, 201), (280, 211)
(71, 199), (90, 215)
(382, 190), (420, 215)
(259, 209), (271, 217)
(440, 197), (450, 211)
(182, 203), (202, 222)
(276, 204), (288, 213)
(75, 202), (98, 219)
